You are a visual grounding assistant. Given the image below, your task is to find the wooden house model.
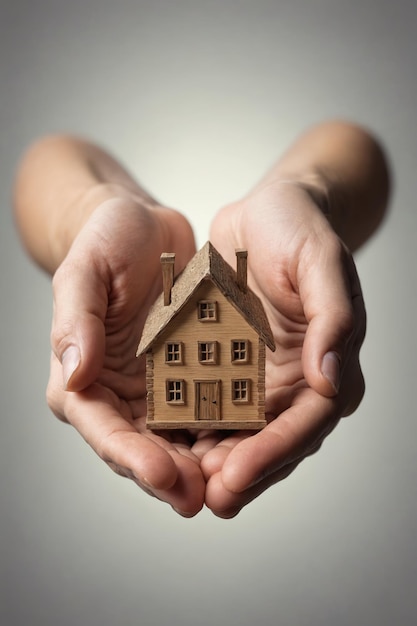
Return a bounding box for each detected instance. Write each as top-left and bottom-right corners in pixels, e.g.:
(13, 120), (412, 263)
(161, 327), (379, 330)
(137, 241), (275, 430)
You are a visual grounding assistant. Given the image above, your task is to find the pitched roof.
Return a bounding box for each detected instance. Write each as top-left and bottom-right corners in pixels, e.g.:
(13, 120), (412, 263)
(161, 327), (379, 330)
(137, 241), (275, 355)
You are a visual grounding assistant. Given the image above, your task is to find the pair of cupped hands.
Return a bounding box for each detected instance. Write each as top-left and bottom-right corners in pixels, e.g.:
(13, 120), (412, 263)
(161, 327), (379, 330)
(48, 181), (365, 518)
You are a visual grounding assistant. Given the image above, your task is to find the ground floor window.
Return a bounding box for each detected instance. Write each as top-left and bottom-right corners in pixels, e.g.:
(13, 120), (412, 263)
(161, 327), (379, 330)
(232, 379), (251, 403)
(166, 379), (185, 404)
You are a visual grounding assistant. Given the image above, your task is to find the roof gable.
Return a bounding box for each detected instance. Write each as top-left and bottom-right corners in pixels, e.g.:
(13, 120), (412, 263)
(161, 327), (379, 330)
(137, 241), (275, 354)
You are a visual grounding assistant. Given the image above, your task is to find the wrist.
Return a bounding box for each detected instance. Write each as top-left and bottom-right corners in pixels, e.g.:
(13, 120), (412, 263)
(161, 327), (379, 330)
(49, 182), (154, 269)
(273, 168), (346, 237)
(274, 169), (331, 214)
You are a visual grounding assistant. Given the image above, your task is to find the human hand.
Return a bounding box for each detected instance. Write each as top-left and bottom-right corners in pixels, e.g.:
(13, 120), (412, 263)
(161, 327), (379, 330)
(47, 196), (210, 515)
(202, 181), (366, 517)
(15, 125), (387, 518)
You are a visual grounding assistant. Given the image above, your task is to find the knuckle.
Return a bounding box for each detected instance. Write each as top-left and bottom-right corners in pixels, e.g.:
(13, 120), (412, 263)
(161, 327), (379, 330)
(327, 232), (345, 257)
(51, 262), (71, 296)
(50, 318), (75, 357)
(46, 379), (68, 423)
(343, 368), (365, 416)
(51, 264), (78, 357)
(339, 308), (355, 339)
(46, 353), (69, 423)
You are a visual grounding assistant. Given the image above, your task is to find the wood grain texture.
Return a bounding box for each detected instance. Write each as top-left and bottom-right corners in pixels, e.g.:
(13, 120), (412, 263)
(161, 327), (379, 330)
(137, 241), (275, 430)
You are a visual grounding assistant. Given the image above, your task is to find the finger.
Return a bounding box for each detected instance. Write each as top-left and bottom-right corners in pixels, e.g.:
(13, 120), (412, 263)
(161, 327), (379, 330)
(189, 430), (226, 462)
(219, 388), (337, 493)
(336, 288), (366, 416)
(47, 352), (70, 422)
(61, 383), (178, 491)
(152, 450), (206, 517)
(51, 254), (108, 391)
(200, 432), (249, 479)
(205, 460), (301, 518)
(300, 241), (361, 397)
(201, 444), (230, 479)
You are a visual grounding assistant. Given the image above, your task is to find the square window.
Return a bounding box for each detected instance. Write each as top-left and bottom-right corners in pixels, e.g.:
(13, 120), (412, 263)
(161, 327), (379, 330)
(198, 341), (218, 364)
(198, 301), (217, 321)
(231, 340), (250, 363)
(232, 379), (251, 403)
(165, 342), (183, 364)
(166, 380), (185, 404)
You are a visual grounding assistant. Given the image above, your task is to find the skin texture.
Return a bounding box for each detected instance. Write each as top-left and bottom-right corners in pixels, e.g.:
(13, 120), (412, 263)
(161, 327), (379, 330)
(14, 122), (389, 517)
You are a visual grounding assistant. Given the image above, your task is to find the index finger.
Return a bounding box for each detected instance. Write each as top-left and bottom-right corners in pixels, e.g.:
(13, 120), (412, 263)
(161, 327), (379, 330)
(218, 387), (338, 494)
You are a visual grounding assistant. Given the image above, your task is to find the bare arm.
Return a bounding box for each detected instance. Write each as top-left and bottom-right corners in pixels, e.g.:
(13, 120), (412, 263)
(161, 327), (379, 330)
(14, 123), (389, 273)
(14, 135), (161, 273)
(254, 120), (390, 251)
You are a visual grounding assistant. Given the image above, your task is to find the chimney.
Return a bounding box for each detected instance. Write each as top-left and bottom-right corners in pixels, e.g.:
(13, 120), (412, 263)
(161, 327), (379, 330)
(161, 252), (175, 305)
(235, 249), (248, 292)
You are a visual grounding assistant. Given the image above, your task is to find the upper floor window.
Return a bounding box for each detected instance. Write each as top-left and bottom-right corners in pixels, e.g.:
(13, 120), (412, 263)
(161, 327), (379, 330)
(231, 340), (250, 364)
(197, 300), (217, 321)
(198, 341), (218, 364)
(165, 342), (183, 364)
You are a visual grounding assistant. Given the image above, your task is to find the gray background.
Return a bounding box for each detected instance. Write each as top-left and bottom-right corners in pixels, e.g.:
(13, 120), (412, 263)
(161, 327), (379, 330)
(1, 1), (416, 625)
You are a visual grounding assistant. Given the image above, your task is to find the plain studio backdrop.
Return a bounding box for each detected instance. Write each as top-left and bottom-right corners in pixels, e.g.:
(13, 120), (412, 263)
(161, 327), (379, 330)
(1, 1), (416, 625)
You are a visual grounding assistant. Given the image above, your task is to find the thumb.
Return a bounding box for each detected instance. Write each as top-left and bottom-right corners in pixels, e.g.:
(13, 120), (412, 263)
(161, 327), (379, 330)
(51, 260), (108, 391)
(302, 310), (353, 397)
(300, 248), (357, 397)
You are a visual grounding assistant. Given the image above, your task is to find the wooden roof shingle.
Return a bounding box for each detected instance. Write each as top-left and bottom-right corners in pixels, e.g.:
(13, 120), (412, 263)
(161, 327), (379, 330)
(137, 241), (275, 355)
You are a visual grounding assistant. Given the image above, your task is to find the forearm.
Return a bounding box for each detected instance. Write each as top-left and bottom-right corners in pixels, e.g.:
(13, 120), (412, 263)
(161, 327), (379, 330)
(255, 121), (390, 251)
(13, 135), (157, 274)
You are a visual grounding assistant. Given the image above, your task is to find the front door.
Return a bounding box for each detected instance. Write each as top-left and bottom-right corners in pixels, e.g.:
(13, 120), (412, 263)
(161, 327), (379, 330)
(195, 381), (221, 421)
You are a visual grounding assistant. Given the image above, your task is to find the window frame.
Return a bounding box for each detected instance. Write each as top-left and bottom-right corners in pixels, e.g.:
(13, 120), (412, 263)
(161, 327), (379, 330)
(165, 341), (184, 365)
(166, 379), (186, 404)
(197, 300), (218, 322)
(231, 379), (251, 404)
(231, 339), (250, 364)
(198, 340), (218, 365)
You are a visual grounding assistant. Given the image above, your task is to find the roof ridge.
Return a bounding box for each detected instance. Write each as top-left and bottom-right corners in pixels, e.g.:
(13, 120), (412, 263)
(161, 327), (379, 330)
(137, 241), (275, 355)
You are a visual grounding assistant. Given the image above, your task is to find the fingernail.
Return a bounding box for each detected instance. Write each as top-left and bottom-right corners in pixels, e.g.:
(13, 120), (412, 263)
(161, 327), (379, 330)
(172, 507), (196, 518)
(321, 351), (340, 393)
(62, 345), (80, 389)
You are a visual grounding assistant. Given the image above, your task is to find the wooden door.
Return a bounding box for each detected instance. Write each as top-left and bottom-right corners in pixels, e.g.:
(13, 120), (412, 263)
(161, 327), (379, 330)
(195, 381), (221, 421)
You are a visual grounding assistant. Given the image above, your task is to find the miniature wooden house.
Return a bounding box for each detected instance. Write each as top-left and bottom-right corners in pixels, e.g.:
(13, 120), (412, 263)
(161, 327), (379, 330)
(137, 241), (275, 430)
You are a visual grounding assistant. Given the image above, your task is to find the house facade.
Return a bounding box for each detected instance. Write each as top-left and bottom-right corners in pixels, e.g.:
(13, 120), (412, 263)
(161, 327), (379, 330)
(137, 242), (275, 430)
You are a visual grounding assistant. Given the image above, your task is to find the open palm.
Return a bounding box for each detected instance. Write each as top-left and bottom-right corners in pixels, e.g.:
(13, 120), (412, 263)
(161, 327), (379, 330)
(202, 182), (366, 516)
(47, 198), (212, 515)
